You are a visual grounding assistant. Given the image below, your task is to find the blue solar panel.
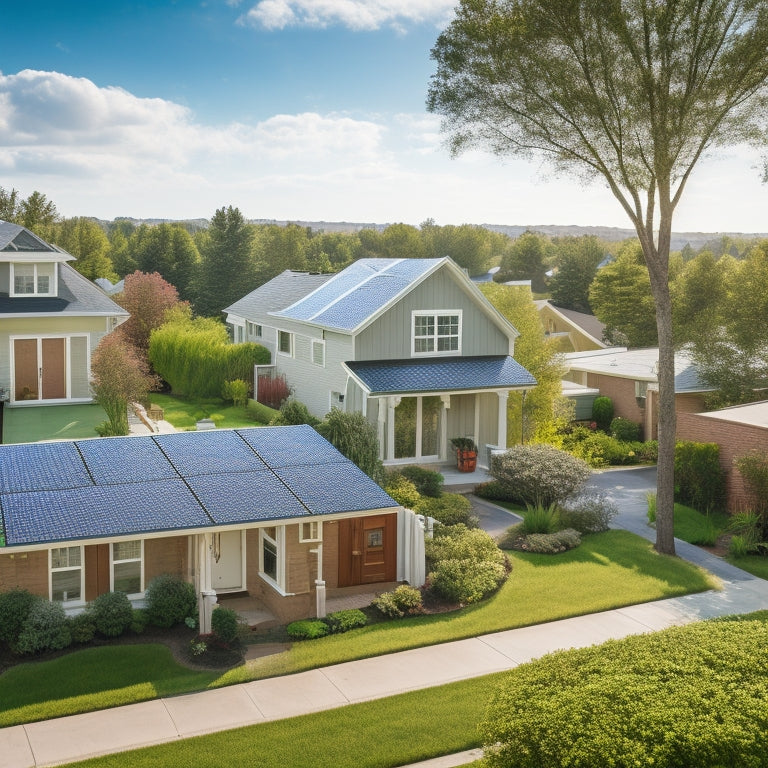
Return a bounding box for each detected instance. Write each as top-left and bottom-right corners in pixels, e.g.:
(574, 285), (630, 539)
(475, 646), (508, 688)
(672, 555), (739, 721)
(185, 471), (309, 524)
(236, 425), (347, 467)
(275, 464), (397, 515)
(0, 442), (93, 493)
(77, 437), (178, 484)
(153, 430), (268, 476)
(1, 480), (211, 545)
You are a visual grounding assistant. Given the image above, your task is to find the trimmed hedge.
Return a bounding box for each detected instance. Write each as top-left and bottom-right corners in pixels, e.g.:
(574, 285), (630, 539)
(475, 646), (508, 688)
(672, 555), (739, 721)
(211, 606), (241, 644)
(372, 585), (424, 618)
(286, 619), (329, 640)
(145, 575), (197, 628)
(88, 591), (133, 638)
(416, 493), (478, 528)
(674, 441), (726, 513)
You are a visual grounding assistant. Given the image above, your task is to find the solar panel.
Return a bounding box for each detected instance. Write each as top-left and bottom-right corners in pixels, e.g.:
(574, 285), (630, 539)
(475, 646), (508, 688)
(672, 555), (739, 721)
(1, 480), (211, 545)
(275, 464), (397, 515)
(185, 471), (309, 524)
(236, 425), (347, 468)
(153, 430), (268, 476)
(77, 436), (178, 484)
(0, 442), (93, 493)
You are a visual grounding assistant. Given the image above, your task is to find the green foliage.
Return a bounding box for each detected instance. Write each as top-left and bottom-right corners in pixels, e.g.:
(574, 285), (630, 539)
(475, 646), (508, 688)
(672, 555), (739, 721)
(450, 436), (478, 451)
(646, 492), (657, 523)
(491, 444), (591, 507)
(558, 491), (618, 534)
(416, 493), (478, 528)
(16, 599), (72, 655)
(590, 396), (613, 431)
(426, 524), (509, 604)
(610, 417), (640, 442)
(221, 379), (249, 408)
(561, 427), (645, 468)
(473, 480), (516, 502)
(210, 607), (241, 645)
(269, 398), (321, 427)
(286, 620), (330, 640)
(674, 441), (726, 513)
(517, 528), (582, 554)
(519, 503), (561, 534)
(0, 588), (37, 649)
(316, 408), (385, 485)
(145, 575), (197, 629)
(548, 235), (605, 313)
(734, 451), (768, 522)
(149, 311), (269, 398)
(495, 230), (553, 292)
(88, 591), (134, 638)
(324, 609), (367, 634)
(371, 585), (424, 619)
(727, 511), (763, 555)
(68, 612), (97, 644)
(481, 620), (768, 768)
(394, 465), (444, 498)
(244, 399), (279, 425)
(384, 475), (421, 508)
(130, 608), (149, 635)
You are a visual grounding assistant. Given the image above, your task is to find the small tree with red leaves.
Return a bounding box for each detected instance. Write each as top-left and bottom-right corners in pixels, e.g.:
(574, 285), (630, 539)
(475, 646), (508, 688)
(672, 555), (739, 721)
(91, 334), (160, 436)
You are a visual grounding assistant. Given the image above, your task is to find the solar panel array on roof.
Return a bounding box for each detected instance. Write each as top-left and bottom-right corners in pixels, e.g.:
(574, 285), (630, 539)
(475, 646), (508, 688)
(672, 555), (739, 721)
(273, 258), (439, 331)
(0, 425), (397, 547)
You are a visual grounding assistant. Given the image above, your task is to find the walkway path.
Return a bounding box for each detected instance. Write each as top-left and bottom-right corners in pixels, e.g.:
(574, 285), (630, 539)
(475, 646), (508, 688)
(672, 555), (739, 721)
(2, 469), (768, 768)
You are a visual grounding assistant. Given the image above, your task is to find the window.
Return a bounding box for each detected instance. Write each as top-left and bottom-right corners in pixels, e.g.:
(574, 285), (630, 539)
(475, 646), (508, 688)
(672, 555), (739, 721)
(259, 526), (285, 590)
(11, 263), (55, 297)
(311, 339), (325, 367)
(299, 521), (322, 543)
(412, 311), (461, 356)
(112, 540), (143, 595)
(278, 330), (293, 357)
(50, 546), (83, 603)
(247, 322), (262, 338)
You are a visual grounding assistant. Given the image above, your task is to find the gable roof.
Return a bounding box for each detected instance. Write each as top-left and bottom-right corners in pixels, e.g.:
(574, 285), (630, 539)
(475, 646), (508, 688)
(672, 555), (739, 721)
(0, 220), (74, 262)
(0, 263), (128, 317)
(0, 426), (397, 548)
(535, 300), (607, 348)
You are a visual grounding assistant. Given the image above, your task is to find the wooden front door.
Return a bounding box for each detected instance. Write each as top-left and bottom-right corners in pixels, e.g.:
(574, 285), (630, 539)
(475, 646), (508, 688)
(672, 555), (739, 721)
(13, 337), (67, 401)
(338, 514), (396, 587)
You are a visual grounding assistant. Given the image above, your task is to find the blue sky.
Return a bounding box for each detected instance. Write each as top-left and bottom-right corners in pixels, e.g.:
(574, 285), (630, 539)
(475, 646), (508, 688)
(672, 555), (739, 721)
(2, 0), (768, 232)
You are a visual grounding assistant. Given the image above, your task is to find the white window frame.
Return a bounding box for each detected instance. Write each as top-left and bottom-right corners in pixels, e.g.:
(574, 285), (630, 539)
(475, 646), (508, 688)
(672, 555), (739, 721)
(411, 310), (462, 357)
(247, 321), (262, 338)
(10, 262), (57, 297)
(311, 339), (325, 367)
(232, 323), (245, 343)
(299, 520), (323, 543)
(50, 545), (85, 605)
(259, 526), (286, 592)
(277, 330), (294, 358)
(110, 539), (144, 597)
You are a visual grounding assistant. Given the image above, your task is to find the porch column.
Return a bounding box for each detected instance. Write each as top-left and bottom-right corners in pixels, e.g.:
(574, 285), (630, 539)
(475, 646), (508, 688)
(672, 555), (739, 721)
(440, 394), (451, 461)
(311, 544), (326, 618)
(377, 399), (387, 461)
(386, 396), (401, 462)
(198, 533), (217, 634)
(497, 390), (509, 450)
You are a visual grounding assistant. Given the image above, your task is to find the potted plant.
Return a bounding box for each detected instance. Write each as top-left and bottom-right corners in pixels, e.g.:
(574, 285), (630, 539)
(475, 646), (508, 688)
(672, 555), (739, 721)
(451, 437), (478, 472)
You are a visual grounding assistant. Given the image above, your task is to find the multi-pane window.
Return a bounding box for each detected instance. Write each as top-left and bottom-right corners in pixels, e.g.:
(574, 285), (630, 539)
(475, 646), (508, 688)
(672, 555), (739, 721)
(12, 263), (55, 296)
(312, 339), (325, 367)
(278, 330), (293, 356)
(412, 312), (461, 356)
(260, 526), (280, 585)
(299, 521), (322, 543)
(112, 540), (143, 595)
(51, 546), (83, 603)
(247, 322), (262, 338)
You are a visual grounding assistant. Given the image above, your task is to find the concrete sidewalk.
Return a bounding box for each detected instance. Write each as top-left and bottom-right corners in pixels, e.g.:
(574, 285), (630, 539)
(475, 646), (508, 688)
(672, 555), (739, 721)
(2, 469), (768, 768)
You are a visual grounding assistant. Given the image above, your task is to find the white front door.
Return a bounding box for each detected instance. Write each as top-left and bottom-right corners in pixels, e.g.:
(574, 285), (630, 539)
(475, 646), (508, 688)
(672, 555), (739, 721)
(211, 530), (244, 591)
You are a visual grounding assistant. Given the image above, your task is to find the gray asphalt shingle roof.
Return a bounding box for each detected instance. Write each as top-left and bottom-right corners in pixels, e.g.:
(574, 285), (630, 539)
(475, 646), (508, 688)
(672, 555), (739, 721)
(224, 270), (334, 317)
(0, 221), (56, 252)
(345, 356), (537, 396)
(0, 426), (398, 547)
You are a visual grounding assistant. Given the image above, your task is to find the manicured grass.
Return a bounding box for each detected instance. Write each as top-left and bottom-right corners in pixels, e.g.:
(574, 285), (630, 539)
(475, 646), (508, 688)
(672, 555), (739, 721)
(2, 403), (108, 444)
(671, 503), (730, 546)
(0, 531), (716, 727)
(62, 673), (500, 768)
(727, 554), (768, 580)
(149, 393), (275, 430)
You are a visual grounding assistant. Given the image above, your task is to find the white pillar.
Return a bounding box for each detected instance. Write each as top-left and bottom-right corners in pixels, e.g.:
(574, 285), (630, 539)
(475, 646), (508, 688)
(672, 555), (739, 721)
(311, 545), (326, 618)
(386, 396), (401, 461)
(497, 390), (509, 450)
(198, 533), (217, 634)
(440, 394), (451, 460)
(377, 399), (387, 461)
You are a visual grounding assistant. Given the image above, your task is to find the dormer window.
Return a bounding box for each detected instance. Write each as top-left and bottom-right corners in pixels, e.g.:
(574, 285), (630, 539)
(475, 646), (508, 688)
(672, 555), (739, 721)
(412, 311), (462, 356)
(11, 263), (56, 297)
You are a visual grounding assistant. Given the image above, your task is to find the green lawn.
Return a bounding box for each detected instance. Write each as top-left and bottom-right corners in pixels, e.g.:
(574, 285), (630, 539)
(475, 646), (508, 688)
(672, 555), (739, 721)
(670, 503), (730, 546)
(0, 530), (716, 727)
(2, 403), (108, 444)
(149, 393), (277, 430)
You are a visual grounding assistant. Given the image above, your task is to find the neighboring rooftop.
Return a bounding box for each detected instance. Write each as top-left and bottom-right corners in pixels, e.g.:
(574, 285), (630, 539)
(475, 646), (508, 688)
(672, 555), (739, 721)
(536, 300), (607, 347)
(0, 220), (57, 253)
(224, 270), (333, 318)
(696, 400), (768, 427)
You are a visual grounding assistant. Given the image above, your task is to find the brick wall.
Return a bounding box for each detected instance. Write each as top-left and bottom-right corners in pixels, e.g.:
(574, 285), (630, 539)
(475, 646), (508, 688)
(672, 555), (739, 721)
(677, 412), (768, 512)
(0, 550), (49, 597)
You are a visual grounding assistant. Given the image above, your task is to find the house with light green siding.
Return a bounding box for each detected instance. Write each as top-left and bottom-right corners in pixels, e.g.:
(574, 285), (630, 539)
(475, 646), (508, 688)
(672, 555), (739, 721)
(225, 257), (536, 467)
(0, 221), (128, 406)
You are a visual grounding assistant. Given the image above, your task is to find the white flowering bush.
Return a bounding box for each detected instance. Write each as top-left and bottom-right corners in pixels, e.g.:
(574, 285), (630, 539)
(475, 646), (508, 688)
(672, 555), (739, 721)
(558, 490), (619, 533)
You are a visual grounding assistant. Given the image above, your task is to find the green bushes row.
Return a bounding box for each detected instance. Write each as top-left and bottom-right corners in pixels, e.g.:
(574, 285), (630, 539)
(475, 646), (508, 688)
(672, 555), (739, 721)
(674, 440), (726, 513)
(561, 426), (657, 468)
(286, 608), (368, 640)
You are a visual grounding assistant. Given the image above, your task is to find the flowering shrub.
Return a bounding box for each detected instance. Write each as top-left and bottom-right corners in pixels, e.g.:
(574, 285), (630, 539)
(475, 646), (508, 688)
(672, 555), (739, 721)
(372, 585), (423, 618)
(516, 528), (582, 554)
(558, 490), (619, 533)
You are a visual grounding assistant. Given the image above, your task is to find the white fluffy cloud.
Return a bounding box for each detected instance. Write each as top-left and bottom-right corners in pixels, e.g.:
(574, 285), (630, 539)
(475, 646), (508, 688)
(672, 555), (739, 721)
(241, 0), (455, 31)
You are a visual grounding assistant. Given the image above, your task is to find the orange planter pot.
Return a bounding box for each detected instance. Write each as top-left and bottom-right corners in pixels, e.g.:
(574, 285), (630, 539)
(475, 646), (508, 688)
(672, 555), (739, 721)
(456, 449), (477, 472)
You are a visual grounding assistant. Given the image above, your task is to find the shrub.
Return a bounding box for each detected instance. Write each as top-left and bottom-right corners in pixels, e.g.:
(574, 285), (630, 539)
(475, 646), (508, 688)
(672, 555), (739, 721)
(674, 441), (726, 513)
(518, 528), (582, 554)
(426, 525), (509, 604)
(384, 475), (421, 508)
(647, 491), (657, 523)
(559, 490), (618, 533)
(316, 408), (385, 485)
(69, 612), (97, 644)
(519, 503), (561, 534)
(610, 417), (641, 441)
(324, 609), (367, 633)
(286, 619), (329, 640)
(729, 534), (750, 558)
(562, 428), (640, 467)
(0, 588), (37, 649)
(474, 480), (515, 502)
(269, 398), (321, 427)
(591, 396), (614, 431)
(145, 575), (197, 628)
(490, 444), (591, 507)
(727, 511), (763, 554)
(257, 373), (292, 410)
(130, 608), (149, 634)
(244, 398), (279, 424)
(87, 591), (133, 638)
(210, 606), (241, 644)
(416, 493), (478, 527)
(397, 466), (444, 498)
(16, 600), (72, 655)
(221, 379), (249, 408)
(734, 451), (768, 523)
(372, 585), (424, 618)
(636, 440), (658, 463)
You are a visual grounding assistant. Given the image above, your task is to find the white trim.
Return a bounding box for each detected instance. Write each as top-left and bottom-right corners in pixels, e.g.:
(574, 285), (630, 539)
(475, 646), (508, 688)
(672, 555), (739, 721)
(277, 329), (294, 358)
(110, 539), (145, 598)
(10, 261), (58, 297)
(411, 310), (462, 357)
(259, 525), (288, 594)
(299, 520), (323, 543)
(50, 545), (85, 606)
(311, 338), (326, 367)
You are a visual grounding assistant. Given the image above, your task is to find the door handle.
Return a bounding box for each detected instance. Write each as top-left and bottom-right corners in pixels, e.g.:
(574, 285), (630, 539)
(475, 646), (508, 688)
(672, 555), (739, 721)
(352, 550), (361, 556)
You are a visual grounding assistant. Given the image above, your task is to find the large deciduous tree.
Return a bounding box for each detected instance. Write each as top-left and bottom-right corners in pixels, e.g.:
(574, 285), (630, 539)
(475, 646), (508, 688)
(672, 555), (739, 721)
(428, 0), (768, 554)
